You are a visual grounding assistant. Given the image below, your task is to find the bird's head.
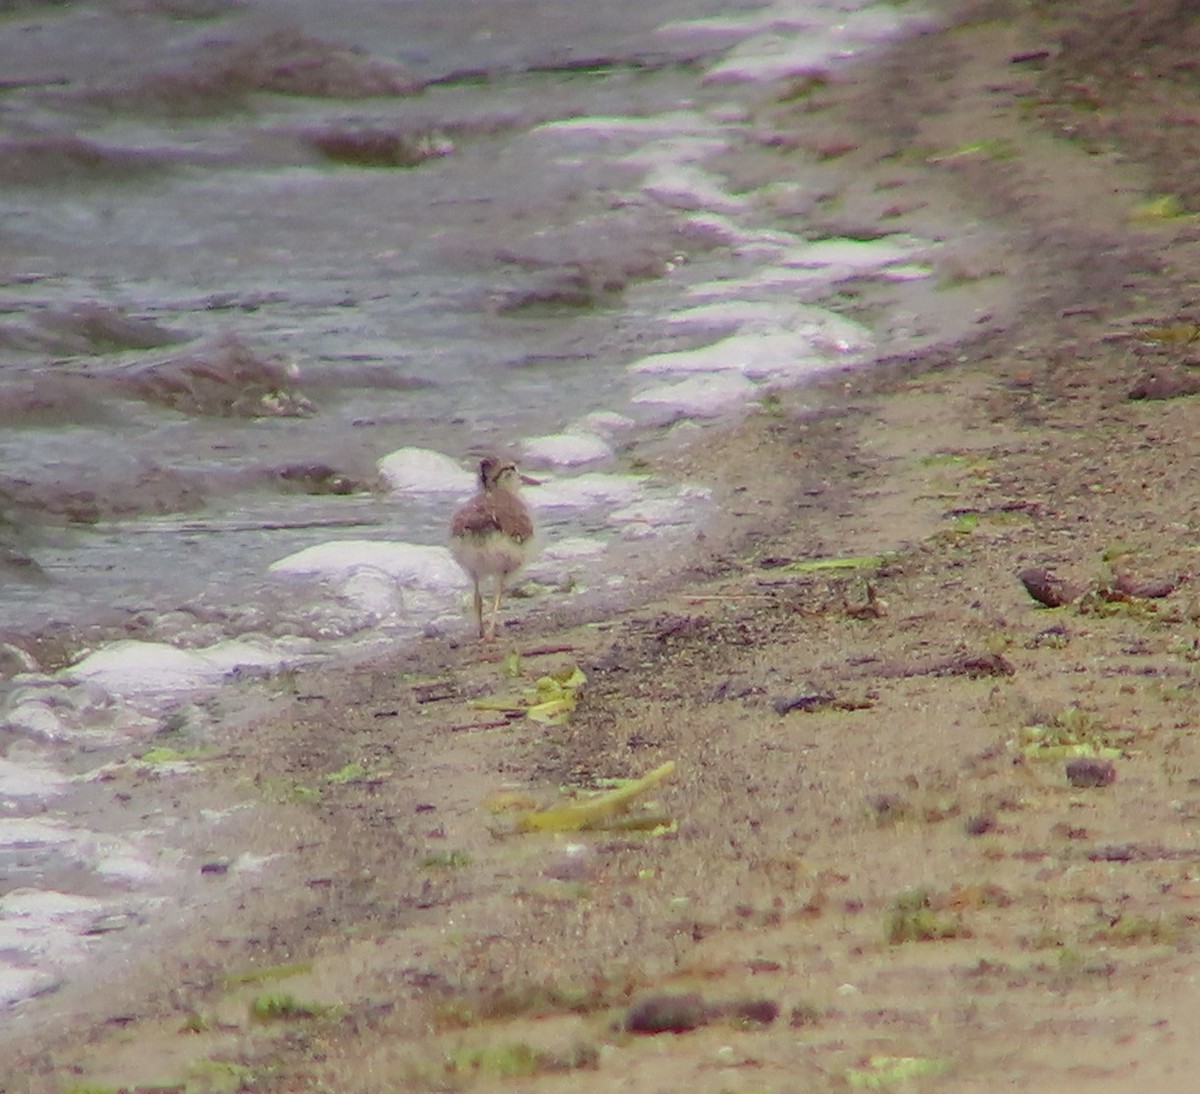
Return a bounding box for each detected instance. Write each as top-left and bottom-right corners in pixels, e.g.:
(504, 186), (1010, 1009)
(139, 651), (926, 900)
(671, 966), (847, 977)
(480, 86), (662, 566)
(479, 455), (519, 490)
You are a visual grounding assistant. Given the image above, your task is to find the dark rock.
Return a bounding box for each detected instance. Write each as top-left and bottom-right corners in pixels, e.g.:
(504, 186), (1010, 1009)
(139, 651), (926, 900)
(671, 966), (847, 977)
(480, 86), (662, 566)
(1018, 567), (1084, 607)
(1128, 368), (1200, 400)
(965, 814), (997, 836)
(625, 993), (708, 1034)
(1065, 757), (1117, 788)
(772, 691), (835, 715)
(726, 998), (780, 1026)
(1110, 573), (1183, 598)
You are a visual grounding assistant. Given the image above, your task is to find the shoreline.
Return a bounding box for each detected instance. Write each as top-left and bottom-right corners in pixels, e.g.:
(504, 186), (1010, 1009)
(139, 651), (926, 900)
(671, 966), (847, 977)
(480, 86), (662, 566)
(9, 0), (1200, 1089)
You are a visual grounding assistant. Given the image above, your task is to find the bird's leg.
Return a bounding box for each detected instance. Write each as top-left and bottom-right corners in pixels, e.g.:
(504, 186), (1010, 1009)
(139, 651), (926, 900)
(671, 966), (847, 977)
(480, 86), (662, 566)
(473, 580), (485, 639)
(485, 573), (506, 642)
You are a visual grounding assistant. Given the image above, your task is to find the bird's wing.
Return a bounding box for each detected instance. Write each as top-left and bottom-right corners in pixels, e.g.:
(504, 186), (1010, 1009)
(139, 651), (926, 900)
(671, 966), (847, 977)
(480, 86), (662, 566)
(450, 496), (500, 538)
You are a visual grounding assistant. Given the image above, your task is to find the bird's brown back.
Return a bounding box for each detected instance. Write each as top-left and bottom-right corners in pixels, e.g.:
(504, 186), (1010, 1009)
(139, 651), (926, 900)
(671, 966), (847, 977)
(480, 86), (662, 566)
(451, 487), (533, 542)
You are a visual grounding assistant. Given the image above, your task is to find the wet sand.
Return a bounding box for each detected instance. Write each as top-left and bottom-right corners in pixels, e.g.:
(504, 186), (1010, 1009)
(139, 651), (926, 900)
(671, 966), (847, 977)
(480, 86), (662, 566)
(8, 0), (1200, 1089)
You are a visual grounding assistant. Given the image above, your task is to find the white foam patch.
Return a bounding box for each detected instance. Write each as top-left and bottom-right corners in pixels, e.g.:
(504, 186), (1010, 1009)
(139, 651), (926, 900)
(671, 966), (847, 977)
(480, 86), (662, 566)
(681, 212), (759, 245)
(703, 33), (849, 84)
(270, 540), (461, 592)
(656, 9), (814, 37)
(666, 301), (873, 354)
(778, 235), (927, 274)
(94, 856), (157, 885)
(0, 889), (106, 974)
(338, 567), (406, 619)
(66, 638), (293, 696)
(0, 818), (77, 850)
(0, 889), (104, 922)
(1, 700), (68, 742)
(879, 263), (935, 282)
(0, 966), (54, 1007)
(810, 313), (876, 354)
(700, 4), (917, 85)
(686, 269), (817, 300)
(540, 537), (607, 561)
(532, 111), (719, 140)
(0, 756), (67, 801)
(525, 474), (645, 511)
(378, 447), (473, 494)
(631, 373), (758, 418)
(666, 300), (797, 331)
(687, 264), (892, 302)
(574, 410), (635, 439)
(620, 135), (729, 169)
(629, 332), (833, 381)
(642, 163), (746, 214)
(521, 432), (613, 467)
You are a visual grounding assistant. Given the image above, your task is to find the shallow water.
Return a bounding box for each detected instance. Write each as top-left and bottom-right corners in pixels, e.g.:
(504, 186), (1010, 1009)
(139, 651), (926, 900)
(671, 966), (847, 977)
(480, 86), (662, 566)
(0, 0), (1001, 1010)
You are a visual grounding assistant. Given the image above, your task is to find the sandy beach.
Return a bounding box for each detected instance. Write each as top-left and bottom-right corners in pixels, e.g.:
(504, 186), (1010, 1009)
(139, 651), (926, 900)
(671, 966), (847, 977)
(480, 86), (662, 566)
(7, 0), (1200, 1089)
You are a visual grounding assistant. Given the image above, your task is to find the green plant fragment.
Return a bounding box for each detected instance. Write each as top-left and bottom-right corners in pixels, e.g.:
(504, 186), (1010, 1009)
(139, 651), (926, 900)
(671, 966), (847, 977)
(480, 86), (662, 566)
(846, 1055), (949, 1088)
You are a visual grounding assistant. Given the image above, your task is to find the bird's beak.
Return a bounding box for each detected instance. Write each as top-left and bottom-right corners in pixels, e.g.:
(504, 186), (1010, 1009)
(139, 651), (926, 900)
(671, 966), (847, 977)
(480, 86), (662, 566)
(519, 473), (543, 486)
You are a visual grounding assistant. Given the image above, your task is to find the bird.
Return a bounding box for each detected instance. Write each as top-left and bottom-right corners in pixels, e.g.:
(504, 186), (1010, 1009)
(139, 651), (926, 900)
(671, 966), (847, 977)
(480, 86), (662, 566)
(449, 455), (535, 641)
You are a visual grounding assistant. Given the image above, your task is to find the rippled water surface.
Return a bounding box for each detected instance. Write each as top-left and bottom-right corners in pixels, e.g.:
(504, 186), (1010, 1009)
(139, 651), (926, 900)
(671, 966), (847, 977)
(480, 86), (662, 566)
(0, 0), (1006, 1011)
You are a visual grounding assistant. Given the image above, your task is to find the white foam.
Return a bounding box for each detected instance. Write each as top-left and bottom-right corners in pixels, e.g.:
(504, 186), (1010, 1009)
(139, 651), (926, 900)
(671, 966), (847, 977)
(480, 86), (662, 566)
(0, 967), (54, 1007)
(666, 300), (796, 331)
(810, 313), (875, 354)
(620, 135), (729, 169)
(94, 855), (158, 885)
(685, 265), (879, 301)
(540, 537), (608, 561)
(0, 889), (104, 922)
(700, 4), (916, 85)
(681, 212), (759, 245)
(642, 162), (746, 214)
(573, 410), (635, 438)
(0, 756), (67, 801)
(338, 567), (406, 619)
(521, 431), (613, 467)
(630, 332), (834, 381)
(879, 263), (935, 282)
(0, 889), (106, 975)
(778, 235), (927, 274)
(1, 700), (68, 742)
(533, 111), (719, 140)
(631, 372), (758, 418)
(378, 447), (474, 494)
(525, 473), (645, 510)
(0, 818), (78, 849)
(687, 266), (856, 302)
(703, 33), (849, 84)
(66, 639), (292, 697)
(270, 540), (461, 592)
(656, 9), (814, 37)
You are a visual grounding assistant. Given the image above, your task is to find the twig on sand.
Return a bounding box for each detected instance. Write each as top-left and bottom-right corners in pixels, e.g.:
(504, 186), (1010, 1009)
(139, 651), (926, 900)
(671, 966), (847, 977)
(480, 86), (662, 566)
(444, 718), (517, 733)
(520, 643), (578, 657)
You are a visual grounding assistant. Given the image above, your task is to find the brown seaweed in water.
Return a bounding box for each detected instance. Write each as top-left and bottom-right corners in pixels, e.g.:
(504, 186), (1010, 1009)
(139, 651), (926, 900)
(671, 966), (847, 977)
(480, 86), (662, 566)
(87, 30), (424, 116)
(0, 305), (187, 357)
(0, 137), (172, 186)
(109, 335), (314, 418)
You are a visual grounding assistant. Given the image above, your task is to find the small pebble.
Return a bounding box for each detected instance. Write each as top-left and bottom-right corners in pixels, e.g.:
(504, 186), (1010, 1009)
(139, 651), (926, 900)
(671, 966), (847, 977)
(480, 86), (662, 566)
(625, 992), (708, 1034)
(965, 814), (997, 836)
(1065, 757), (1117, 788)
(727, 998), (779, 1026)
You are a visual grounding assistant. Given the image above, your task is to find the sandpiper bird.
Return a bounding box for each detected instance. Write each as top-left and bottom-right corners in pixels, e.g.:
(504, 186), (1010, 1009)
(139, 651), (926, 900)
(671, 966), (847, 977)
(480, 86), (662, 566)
(449, 455), (535, 641)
